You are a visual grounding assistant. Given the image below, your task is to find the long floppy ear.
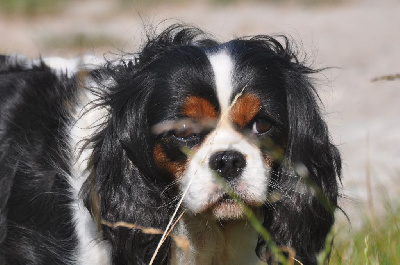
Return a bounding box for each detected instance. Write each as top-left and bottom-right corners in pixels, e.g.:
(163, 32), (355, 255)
(80, 24), (218, 265)
(81, 65), (172, 265)
(256, 37), (341, 264)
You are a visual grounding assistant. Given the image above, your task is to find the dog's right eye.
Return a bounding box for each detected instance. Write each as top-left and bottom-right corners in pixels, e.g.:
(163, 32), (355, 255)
(170, 119), (204, 140)
(173, 123), (196, 139)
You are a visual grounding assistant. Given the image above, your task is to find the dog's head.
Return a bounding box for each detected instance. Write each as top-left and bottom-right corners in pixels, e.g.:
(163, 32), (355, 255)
(148, 41), (289, 220)
(83, 25), (341, 264)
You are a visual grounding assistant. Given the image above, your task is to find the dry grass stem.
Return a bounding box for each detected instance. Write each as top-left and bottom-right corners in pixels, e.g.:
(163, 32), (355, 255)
(294, 258), (304, 265)
(160, 210), (187, 249)
(149, 84), (248, 264)
(101, 218), (189, 253)
(371, 73), (400, 82)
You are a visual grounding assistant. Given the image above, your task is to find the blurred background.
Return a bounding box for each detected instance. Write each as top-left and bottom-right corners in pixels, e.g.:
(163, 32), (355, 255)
(1, 0), (399, 262)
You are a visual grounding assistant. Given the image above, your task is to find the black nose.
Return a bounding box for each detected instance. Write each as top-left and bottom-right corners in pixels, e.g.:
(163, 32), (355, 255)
(209, 150), (246, 181)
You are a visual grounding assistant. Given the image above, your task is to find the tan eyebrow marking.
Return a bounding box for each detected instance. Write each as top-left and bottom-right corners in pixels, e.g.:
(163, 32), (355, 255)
(229, 93), (261, 128)
(181, 96), (218, 120)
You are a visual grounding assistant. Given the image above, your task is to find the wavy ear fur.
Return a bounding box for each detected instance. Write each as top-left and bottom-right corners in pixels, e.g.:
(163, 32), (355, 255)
(81, 25), (217, 265)
(254, 37), (341, 264)
(80, 68), (172, 265)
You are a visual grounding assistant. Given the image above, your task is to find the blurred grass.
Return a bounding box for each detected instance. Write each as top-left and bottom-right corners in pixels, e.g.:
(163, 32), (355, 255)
(0, 0), (69, 16)
(118, 0), (350, 7)
(331, 199), (400, 264)
(0, 0), (351, 17)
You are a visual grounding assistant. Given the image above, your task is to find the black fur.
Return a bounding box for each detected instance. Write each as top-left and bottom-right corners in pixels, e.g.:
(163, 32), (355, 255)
(0, 61), (78, 264)
(0, 25), (341, 265)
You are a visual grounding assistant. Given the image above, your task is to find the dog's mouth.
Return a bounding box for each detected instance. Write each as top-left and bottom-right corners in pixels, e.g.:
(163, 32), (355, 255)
(206, 193), (260, 220)
(210, 194), (242, 220)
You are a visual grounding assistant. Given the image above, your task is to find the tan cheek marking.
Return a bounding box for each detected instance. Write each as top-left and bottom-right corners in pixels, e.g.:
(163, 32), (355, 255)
(153, 144), (185, 178)
(182, 96), (218, 120)
(229, 93), (261, 128)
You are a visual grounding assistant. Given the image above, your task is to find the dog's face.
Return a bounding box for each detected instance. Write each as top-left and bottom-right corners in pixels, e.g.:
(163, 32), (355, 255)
(146, 42), (288, 220)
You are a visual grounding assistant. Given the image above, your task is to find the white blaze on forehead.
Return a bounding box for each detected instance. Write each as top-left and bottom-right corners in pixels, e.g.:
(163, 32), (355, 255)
(207, 50), (235, 112)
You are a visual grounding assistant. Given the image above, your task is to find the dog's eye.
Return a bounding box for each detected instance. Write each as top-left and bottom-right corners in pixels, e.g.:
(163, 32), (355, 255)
(252, 118), (273, 134)
(173, 123), (196, 139)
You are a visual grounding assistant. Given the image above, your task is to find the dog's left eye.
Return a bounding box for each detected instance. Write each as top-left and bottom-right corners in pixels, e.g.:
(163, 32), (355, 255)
(252, 118), (273, 134)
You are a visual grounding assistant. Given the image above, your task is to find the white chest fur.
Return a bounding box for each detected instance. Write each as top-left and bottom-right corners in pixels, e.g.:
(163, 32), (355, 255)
(171, 215), (263, 265)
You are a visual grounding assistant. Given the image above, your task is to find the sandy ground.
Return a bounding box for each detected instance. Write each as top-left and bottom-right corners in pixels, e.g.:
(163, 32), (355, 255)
(1, 0), (399, 224)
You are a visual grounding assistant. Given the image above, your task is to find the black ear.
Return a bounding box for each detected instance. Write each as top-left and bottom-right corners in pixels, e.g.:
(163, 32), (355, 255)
(81, 65), (171, 265)
(256, 38), (341, 264)
(80, 25), (218, 264)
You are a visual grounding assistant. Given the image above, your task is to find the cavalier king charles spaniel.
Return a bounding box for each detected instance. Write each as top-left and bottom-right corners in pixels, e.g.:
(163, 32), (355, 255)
(0, 25), (341, 265)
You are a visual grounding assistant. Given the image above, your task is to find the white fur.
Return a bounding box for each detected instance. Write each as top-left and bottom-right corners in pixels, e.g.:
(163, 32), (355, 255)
(41, 56), (104, 78)
(68, 77), (112, 265)
(207, 50), (235, 112)
(4, 54), (33, 69)
(5, 54), (104, 78)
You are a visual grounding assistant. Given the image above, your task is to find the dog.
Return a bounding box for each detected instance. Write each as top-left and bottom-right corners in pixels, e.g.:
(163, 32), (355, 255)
(0, 24), (341, 265)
